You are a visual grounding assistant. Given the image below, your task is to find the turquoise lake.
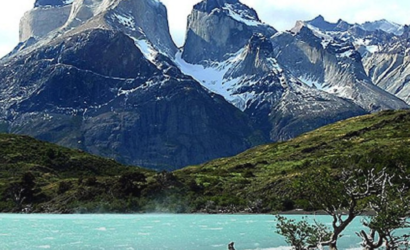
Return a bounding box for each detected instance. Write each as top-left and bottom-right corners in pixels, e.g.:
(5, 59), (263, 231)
(0, 214), (368, 249)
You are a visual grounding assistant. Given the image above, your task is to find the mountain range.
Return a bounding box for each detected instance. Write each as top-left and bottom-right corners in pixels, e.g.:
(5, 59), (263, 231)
(0, 0), (409, 170)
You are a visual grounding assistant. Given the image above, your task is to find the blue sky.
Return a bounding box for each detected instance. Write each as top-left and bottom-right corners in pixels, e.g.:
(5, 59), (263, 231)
(1, 0), (410, 57)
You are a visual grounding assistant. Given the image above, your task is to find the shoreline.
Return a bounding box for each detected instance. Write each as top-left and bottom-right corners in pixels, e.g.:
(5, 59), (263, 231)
(0, 209), (376, 216)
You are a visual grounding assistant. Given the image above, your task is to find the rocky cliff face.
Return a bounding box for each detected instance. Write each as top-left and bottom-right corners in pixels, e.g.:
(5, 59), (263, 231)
(179, 10), (407, 140)
(20, 1), (72, 42)
(225, 33), (277, 78)
(305, 16), (410, 105)
(62, 0), (177, 57)
(2, 0), (409, 170)
(364, 26), (410, 104)
(234, 35), (366, 141)
(182, 0), (276, 64)
(306, 16), (399, 57)
(0, 28), (264, 169)
(179, 32), (366, 141)
(18, 0), (177, 58)
(271, 21), (408, 112)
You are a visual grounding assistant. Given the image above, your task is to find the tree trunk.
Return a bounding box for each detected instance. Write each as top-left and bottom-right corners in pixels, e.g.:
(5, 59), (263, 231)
(328, 242), (338, 250)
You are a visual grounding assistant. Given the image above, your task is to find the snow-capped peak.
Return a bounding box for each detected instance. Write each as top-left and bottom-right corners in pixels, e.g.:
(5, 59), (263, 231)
(358, 19), (403, 35)
(222, 3), (262, 26)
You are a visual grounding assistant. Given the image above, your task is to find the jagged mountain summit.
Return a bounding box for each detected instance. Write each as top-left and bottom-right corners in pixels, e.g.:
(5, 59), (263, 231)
(359, 19), (403, 35)
(18, 0), (177, 59)
(0, 0), (267, 170)
(270, 18), (408, 112)
(178, 1), (367, 141)
(364, 25), (410, 104)
(305, 15), (400, 58)
(303, 15), (410, 105)
(0, 0), (408, 169)
(306, 15), (403, 35)
(306, 15), (351, 32)
(182, 0), (276, 64)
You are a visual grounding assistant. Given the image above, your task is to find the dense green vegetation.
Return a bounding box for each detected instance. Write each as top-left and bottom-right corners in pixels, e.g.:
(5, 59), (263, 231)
(175, 109), (410, 212)
(0, 110), (410, 213)
(0, 134), (191, 213)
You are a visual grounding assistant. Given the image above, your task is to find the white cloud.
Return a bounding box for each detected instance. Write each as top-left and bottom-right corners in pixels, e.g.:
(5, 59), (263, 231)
(0, 1), (32, 31)
(0, 31), (17, 58)
(0, 0), (33, 58)
(160, 0), (198, 46)
(1, 0), (410, 57)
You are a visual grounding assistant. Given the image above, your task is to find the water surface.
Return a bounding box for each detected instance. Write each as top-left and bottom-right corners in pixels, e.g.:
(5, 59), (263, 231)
(0, 214), (367, 249)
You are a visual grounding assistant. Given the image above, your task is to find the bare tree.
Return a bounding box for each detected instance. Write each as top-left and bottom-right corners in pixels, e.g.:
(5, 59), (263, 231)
(9, 184), (26, 209)
(358, 170), (410, 249)
(292, 168), (390, 250)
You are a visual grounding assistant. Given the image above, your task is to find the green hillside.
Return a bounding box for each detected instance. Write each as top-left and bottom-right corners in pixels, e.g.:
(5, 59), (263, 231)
(0, 134), (188, 213)
(0, 110), (410, 213)
(175, 109), (410, 212)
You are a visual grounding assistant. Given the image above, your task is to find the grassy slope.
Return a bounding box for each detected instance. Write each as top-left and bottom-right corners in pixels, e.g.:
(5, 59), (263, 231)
(1, 110), (410, 213)
(0, 134), (160, 213)
(0, 134), (148, 178)
(175, 110), (410, 211)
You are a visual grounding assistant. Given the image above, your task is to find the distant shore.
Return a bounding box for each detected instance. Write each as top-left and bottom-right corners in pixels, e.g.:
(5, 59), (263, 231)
(277, 209), (376, 216)
(0, 208), (377, 215)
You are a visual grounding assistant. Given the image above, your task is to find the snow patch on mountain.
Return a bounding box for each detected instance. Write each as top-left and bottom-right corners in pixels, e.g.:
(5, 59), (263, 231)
(113, 13), (136, 31)
(175, 47), (288, 111)
(354, 38), (380, 54)
(298, 76), (327, 91)
(337, 50), (354, 58)
(223, 4), (261, 27)
(354, 38), (370, 46)
(366, 45), (379, 53)
(175, 49), (247, 107)
(133, 38), (158, 62)
(175, 44), (338, 113)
